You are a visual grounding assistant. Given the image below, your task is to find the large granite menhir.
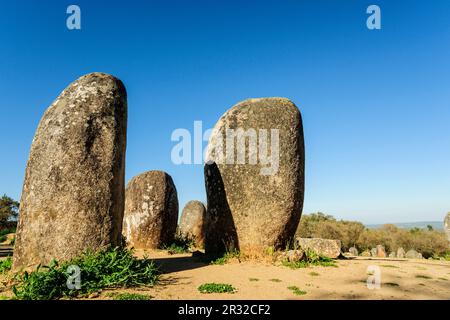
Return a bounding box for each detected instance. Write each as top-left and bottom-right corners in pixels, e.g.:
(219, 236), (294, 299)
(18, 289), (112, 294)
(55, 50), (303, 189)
(13, 73), (127, 270)
(445, 212), (450, 243)
(204, 98), (305, 256)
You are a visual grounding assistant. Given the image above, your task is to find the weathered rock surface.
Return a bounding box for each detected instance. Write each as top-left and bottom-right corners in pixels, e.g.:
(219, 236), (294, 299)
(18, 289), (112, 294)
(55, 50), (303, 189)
(349, 247), (359, 256)
(285, 249), (304, 262)
(204, 98), (305, 256)
(405, 249), (422, 259)
(371, 248), (377, 257)
(13, 73), (127, 270)
(397, 247), (406, 258)
(179, 200), (206, 247)
(295, 238), (341, 259)
(376, 245), (386, 258)
(122, 171), (178, 249)
(445, 212), (450, 243)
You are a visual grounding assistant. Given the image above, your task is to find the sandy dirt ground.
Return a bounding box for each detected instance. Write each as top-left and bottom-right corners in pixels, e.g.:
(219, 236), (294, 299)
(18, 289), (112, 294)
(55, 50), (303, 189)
(1, 249), (449, 300)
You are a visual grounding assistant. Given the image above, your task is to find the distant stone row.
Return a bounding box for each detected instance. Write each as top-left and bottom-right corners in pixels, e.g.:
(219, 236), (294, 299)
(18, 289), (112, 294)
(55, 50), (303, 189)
(345, 246), (424, 259)
(12, 73), (305, 270)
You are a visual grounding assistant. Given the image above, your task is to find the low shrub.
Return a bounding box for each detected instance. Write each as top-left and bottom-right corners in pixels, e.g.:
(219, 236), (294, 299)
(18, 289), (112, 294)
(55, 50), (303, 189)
(0, 257), (12, 273)
(282, 249), (337, 269)
(161, 231), (196, 254)
(12, 247), (159, 300)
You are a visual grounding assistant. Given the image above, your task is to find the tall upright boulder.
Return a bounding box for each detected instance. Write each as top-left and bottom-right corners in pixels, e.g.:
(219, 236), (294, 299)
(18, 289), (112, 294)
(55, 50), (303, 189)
(122, 171), (178, 249)
(204, 98), (305, 256)
(445, 212), (450, 243)
(179, 200), (206, 247)
(13, 73), (127, 270)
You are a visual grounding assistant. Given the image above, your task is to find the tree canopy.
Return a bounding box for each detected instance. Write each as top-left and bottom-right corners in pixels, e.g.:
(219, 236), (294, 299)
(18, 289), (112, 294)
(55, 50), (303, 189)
(0, 194), (19, 226)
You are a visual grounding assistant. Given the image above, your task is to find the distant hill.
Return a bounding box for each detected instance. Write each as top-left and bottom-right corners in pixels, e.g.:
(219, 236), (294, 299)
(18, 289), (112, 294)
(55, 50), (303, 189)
(365, 221), (443, 231)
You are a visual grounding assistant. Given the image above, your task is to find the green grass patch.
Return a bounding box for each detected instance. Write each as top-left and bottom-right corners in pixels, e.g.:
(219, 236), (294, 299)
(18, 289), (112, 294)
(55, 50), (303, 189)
(12, 247), (159, 300)
(161, 232), (196, 254)
(384, 282), (400, 287)
(209, 251), (241, 265)
(415, 266), (427, 270)
(108, 292), (152, 300)
(0, 257), (12, 273)
(269, 278), (282, 282)
(415, 274), (432, 279)
(249, 278), (259, 282)
(287, 286), (307, 296)
(282, 249), (337, 269)
(381, 265), (399, 268)
(198, 283), (236, 294)
(0, 228), (16, 237)
(0, 235), (6, 243)
(308, 272), (320, 276)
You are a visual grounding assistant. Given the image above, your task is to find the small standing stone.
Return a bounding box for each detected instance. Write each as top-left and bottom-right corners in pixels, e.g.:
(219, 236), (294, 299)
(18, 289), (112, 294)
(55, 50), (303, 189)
(376, 245), (386, 258)
(397, 247), (406, 258)
(444, 212), (450, 243)
(179, 200), (207, 247)
(349, 247), (359, 256)
(370, 248), (377, 257)
(122, 171), (178, 249)
(405, 249), (422, 259)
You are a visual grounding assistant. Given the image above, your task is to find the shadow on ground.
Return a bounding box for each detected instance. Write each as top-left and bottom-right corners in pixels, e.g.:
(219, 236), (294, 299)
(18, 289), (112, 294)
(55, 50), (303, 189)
(152, 254), (209, 274)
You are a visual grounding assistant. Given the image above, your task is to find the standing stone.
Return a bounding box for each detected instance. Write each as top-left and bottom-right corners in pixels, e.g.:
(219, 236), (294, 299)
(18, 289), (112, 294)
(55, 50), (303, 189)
(349, 247), (359, 256)
(295, 238), (341, 259)
(376, 245), (386, 258)
(122, 171), (178, 249)
(13, 73), (127, 270)
(179, 200), (206, 247)
(405, 249), (422, 259)
(397, 247), (406, 258)
(370, 248), (377, 257)
(204, 98), (304, 256)
(445, 212), (450, 243)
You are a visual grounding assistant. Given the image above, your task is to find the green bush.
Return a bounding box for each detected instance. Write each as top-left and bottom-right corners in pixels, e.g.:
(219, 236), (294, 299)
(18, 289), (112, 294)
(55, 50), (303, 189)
(161, 231), (196, 254)
(0, 257), (12, 273)
(0, 235), (6, 243)
(209, 250), (241, 265)
(282, 249), (337, 269)
(12, 247), (159, 300)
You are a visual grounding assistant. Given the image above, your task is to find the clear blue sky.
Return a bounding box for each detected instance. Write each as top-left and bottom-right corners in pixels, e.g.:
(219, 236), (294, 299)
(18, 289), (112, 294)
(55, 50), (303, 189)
(1, 0), (449, 224)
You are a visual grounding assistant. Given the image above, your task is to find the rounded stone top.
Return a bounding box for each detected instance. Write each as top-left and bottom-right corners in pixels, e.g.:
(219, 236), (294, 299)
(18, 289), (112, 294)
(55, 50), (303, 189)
(127, 170), (173, 186)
